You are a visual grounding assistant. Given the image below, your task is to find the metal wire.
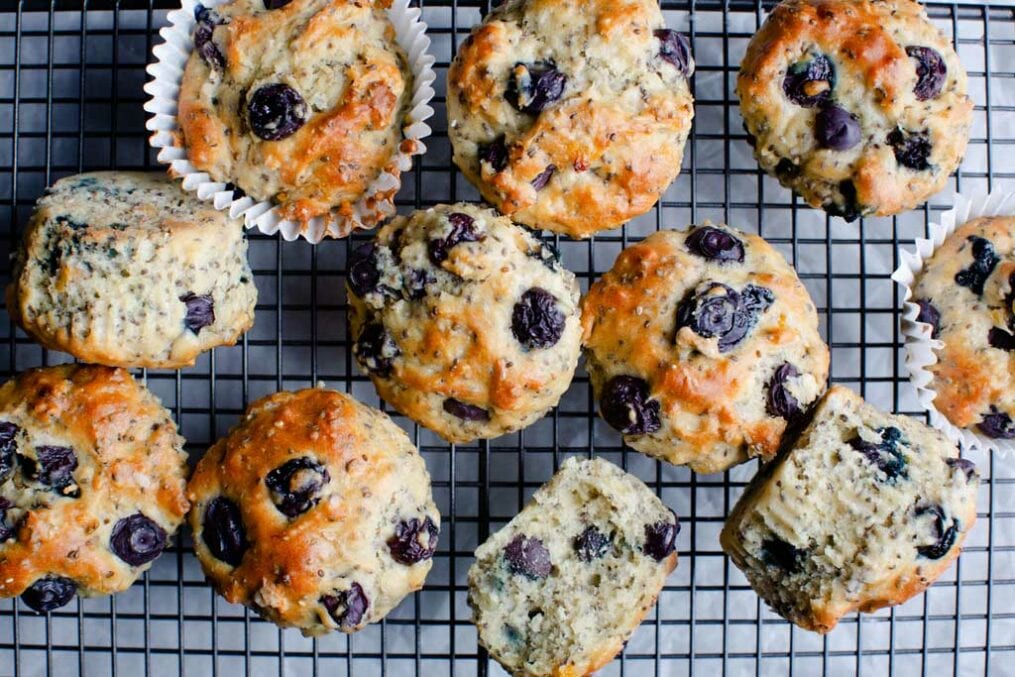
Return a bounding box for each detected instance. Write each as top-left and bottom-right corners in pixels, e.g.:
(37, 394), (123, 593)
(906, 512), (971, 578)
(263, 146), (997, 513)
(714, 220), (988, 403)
(0, 0), (1013, 674)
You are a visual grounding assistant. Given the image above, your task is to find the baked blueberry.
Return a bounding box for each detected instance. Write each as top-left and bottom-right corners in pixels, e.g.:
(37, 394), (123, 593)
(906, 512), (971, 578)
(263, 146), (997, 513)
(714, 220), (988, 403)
(530, 165), (555, 190)
(264, 0), (292, 8)
(599, 375), (660, 435)
(914, 298), (941, 338)
(507, 62), (566, 115)
(847, 426), (907, 481)
(202, 496), (247, 566)
(685, 225), (745, 263)
(775, 158), (801, 181)
(503, 535), (551, 579)
(824, 180), (862, 222)
(443, 398), (490, 422)
(347, 243), (381, 298)
(676, 283), (774, 353)
(22, 446), (78, 497)
(479, 136), (509, 173)
(387, 516), (439, 565)
(109, 513), (168, 567)
(180, 293), (215, 333)
(906, 46), (947, 101)
(193, 5), (225, 70)
(988, 327), (1015, 351)
(265, 457), (330, 518)
(246, 83), (307, 141)
(322, 582), (368, 630)
(353, 323), (399, 377)
(0, 421), (18, 483)
(512, 288), (566, 350)
(946, 457), (978, 482)
(761, 536), (804, 573)
(915, 504), (957, 560)
(573, 526), (611, 562)
(643, 513), (679, 561)
(404, 268), (431, 300)
(654, 29), (692, 76)
(954, 236), (999, 296)
(0, 497), (15, 543)
(21, 576), (76, 613)
(428, 212), (482, 264)
(782, 54), (834, 108)
(815, 105), (861, 151)
(888, 128), (932, 170)
(766, 363), (803, 421)
(978, 407), (1015, 439)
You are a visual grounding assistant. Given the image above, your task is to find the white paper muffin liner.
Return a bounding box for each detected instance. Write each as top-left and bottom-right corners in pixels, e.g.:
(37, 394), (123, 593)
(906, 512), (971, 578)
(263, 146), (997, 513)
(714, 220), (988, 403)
(891, 190), (1015, 455)
(143, 0), (435, 243)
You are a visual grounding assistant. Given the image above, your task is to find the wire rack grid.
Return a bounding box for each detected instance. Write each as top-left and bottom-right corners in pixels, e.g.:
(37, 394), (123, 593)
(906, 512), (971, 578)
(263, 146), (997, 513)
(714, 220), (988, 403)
(0, 0), (1013, 675)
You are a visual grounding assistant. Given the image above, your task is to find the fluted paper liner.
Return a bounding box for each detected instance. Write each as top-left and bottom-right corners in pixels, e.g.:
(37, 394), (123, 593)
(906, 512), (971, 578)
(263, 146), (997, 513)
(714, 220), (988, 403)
(143, 0), (435, 243)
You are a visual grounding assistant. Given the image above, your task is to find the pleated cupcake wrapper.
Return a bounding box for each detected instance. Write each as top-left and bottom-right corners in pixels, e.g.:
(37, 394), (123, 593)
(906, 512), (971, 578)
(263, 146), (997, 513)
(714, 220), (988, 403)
(143, 0), (435, 243)
(891, 189), (1015, 456)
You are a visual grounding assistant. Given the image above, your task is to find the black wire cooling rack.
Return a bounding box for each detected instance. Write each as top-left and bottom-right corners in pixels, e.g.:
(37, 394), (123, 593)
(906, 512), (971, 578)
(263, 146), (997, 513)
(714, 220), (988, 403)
(0, 0), (1013, 675)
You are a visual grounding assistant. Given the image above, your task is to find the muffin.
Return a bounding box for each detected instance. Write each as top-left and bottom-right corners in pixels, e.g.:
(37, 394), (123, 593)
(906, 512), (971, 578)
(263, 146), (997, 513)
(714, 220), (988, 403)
(0, 365), (189, 613)
(581, 224), (829, 474)
(468, 457), (678, 676)
(187, 386), (439, 636)
(177, 0), (413, 227)
(738, 0), (972, 220)
(346, 203), (582, 443)
(910, 215), (1015, 440)
(721, 385), (979, 633)
(447, 0), (694, 238)
(7, 171), (257, 369)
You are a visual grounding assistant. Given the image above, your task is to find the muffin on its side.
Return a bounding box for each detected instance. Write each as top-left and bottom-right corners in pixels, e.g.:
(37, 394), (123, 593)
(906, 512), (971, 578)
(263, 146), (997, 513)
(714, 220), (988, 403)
(447, 0), (694, 238)
(721, 386), (979, 633)
(582, 224), (829, 474)
(177, 0), (413, 227)
(187, 387), (439, 636)
(346, 203), (582, 443)
(738, 0), (972, 220)
(468, 457), (678, 676)
(0, 365), (189, 613)
(7, 172), (256, 369)
(911, 216), (1015, 441)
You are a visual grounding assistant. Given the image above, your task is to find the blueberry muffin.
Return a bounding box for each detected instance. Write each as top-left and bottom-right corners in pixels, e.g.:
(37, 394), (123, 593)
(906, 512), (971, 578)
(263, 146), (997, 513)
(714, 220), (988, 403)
(468, 457), (678, 676)
(6, 172), (257, 369)
(447, 0), (694, 238)
(0, 365), (189, 613)
(738, 0), (972, 220)
(187, 386), (439, 636)
(177, 0), (413, 228)
(911, 216), (1015, 441)
(721, 385), (978, 633)
(581, 224), (829, 474)
(346, 203), (582, 443)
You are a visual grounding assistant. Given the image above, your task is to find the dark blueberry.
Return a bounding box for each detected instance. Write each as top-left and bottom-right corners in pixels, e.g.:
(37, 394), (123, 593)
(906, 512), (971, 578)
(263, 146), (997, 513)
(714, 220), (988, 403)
(915, 504), (957, 560)
(906, 46), (947, 101)
(387, 516), (439, 564)
(202, 496), (247, 566)
(914, 298), (941, 338)
(354, 323), (400, 377)
(1004, 271), (1015, 332)
(264, 0), (292, 8)
(503, 535), (551, 579)
(686, 225), (745, 264)
(0, 421), (18, 483)
(847, 426), (908, 481)
(180, 293), (215, 334)
(765, 363), (803, 421)
(978, 407), (1015, 439)
(347, 243), (381, 297)
(22, 446), (78, 497)
(888, 128), (932, 171)
(675, 283), (774, 353)
(599, 375), (661, 435)
(428, 212), (481, 264)
(506, 62), (566, 115)
(654, 29), (692, 76)
(643, 512), (680, 561)
(194, 5), (225, 70)
(954, 236), (1000, 296)
(0, 497), (15, 543)
(988, 327), (1015, 351)
(511, 288), (566, 350)
(815, 105), (861, 151)
(782, 54), (835, 108)
(530, 241), (561, 271)
(322, 582), (369, 630)
(479, 136), (509, 173)
(405, 269), (431, 300)
(946, 457), (978, 482)
(774, 158), (801, 181)
(246, 83), (307, 141)
(823, 180), (862, 222)
(761, 537), (804, 573)
(530, 165), (556, 190)
(442, 398), (490, 422)
(265, 457), (330, 518)
(21, 576), (76, 613)
(109, 513), (167, 567)
(574, 526), (611, 562)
